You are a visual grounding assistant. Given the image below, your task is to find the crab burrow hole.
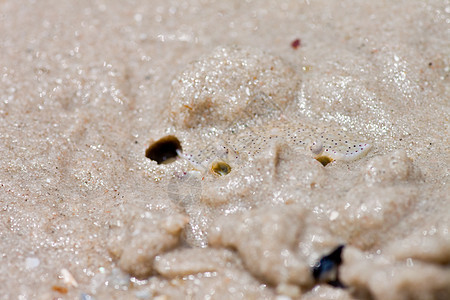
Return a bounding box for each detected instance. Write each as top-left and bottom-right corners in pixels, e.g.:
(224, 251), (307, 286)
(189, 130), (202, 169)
(145, 135), (182, 164)
(211, 161), (232, 176)
(316, 156), (333, 167)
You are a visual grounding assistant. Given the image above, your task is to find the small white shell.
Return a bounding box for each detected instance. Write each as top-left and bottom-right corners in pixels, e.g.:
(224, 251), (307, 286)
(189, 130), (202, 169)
(310, 140), (324, 155)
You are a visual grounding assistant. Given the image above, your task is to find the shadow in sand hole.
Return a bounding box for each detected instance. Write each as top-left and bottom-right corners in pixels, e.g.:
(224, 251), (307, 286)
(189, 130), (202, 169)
(146, 135), (182, 164)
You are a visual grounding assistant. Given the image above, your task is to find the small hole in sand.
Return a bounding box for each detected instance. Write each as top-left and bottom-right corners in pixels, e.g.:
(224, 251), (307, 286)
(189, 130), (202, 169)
(211, 161), (231, 176)
(316, 156), (333, 167)
(145, 135), (182, 164)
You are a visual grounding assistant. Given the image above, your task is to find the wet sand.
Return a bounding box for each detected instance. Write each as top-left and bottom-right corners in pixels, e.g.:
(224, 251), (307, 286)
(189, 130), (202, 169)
(0, 1), (449, 299)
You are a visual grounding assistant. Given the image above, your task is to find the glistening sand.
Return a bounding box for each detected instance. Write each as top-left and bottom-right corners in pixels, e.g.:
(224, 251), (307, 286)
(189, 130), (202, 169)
(0, 1), (449, 299)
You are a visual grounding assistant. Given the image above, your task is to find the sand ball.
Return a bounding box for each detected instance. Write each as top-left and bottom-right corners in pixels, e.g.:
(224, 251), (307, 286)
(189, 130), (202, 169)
(169, 45), (300, 129)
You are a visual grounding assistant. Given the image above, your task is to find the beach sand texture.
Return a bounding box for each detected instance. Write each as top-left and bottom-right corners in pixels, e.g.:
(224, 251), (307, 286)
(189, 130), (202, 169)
(0, 1), (449, 299)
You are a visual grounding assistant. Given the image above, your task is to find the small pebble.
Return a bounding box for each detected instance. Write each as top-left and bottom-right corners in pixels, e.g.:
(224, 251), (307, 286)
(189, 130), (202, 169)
(25, 257), (40, 269)
(80, 293), (96, 300)
(291, 38), (301, 49)
(62, 268), (78, 287)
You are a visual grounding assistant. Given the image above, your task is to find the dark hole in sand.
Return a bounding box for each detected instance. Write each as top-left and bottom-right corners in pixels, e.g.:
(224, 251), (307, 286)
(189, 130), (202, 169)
(211, 161), (231, 176)
(146, 135), (182, 164)
(316, 155), (333, 167)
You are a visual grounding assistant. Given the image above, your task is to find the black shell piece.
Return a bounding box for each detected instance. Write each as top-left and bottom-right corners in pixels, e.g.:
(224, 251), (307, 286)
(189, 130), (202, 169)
(312, 244), (346, 288)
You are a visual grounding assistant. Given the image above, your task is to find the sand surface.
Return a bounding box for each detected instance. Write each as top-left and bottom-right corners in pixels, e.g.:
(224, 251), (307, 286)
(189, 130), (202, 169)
(1, 1), (449, 299)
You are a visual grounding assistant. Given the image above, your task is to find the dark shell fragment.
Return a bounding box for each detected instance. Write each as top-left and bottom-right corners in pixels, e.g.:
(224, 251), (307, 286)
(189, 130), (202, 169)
(312, 244), (346, 288)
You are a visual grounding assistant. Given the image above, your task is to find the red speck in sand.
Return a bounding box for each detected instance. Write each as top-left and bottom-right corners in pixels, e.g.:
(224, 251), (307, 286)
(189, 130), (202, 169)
(291, 38), (301, 49)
